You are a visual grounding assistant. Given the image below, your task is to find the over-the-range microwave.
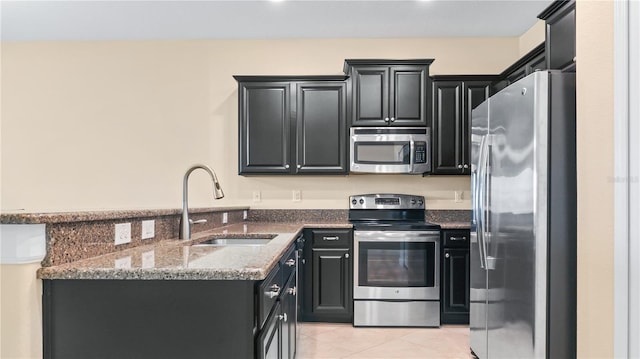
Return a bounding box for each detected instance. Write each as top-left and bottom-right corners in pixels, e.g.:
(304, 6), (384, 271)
(350, 127), (431, 174)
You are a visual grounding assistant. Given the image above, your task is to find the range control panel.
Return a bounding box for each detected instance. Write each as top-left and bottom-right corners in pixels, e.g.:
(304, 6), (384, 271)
(349, 194), (425, 210)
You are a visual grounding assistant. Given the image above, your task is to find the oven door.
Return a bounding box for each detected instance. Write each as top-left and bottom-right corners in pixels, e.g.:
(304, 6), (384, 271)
(354, 230), (440, 300)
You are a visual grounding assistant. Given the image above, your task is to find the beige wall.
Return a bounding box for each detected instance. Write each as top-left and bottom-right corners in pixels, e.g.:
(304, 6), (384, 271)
(576, 0), (614, 357)
(519, 20), (545, 56)
(0, 37), (520, 213)
(0, 263), (43, 359)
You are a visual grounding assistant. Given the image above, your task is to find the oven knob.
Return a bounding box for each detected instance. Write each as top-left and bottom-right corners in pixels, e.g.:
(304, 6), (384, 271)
(359, 199), (364, 205)
(411, 199), (416, 205)
(418, 199), (424, 205)
(352, 199), (357, 205)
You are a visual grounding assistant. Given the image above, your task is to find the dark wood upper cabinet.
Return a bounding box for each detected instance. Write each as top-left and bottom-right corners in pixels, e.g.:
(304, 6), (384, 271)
(539, 0), (576, 71)
(496, 43), (546, 93)
(344, 59), (433, 127)
(237, 81), (292, 174)
(295, 82), (348, 174)
(431, 76), (494, 175)
(235, 76), (348, 175)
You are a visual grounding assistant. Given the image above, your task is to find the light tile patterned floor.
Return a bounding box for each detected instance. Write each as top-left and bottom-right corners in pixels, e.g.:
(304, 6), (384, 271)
(298, 323), (473, 359)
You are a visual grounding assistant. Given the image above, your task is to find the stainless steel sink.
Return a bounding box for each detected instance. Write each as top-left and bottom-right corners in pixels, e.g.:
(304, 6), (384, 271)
(192, 238), (273, 246)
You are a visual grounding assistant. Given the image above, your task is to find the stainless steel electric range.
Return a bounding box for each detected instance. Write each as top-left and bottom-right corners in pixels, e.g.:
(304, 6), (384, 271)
(349, 193), (441, 327)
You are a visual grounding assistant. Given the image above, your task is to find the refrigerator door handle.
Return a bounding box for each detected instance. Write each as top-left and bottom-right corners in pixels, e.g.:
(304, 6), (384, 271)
(472, 168), (484, 269)
(483, 143), (496, 270)
(476, 135), (490, 269)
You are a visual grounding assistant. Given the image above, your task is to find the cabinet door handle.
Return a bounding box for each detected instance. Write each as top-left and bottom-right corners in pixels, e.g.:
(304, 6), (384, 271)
(287, 287), (296, 295)
(285, 259), (296, 267)
(449, 236), (467, 241)
(266, 284), (281, 298)
(345, 253), (350, 259)
(285, 164), (290, 169)
(390, 117), (395, 122)
(323, 236), (339, 241)
(463, 164), (469, 169)
(384, 117), (390, 123)
(457, 164), (463, 169)
(278, 313), (287, 322)
(297, 165), (301, 169)
(445, 253), (450, 258)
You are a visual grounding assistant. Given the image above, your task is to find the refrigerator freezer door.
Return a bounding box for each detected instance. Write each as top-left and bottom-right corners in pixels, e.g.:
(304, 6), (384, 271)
(485, 72), (548, 359)
(470, 100), (489, 359)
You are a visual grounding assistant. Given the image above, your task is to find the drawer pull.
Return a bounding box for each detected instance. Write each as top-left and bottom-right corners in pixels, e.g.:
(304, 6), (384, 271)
(445, 253), (450, 258)
(266, 284), (281, 299)
(449, 236), (467, 241)
(285, 259), (296, 267)
(323, 236), (339, 241)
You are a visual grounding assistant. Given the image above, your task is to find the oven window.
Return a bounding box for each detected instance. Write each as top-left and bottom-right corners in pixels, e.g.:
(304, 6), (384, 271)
(358, 241), (435, 287)
(354, 142), (410, 164)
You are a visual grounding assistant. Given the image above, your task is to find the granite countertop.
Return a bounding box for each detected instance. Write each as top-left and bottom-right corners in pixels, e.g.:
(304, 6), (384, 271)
(37, 222), (351, 281)
(1, 206), (250, 224)
(433, 221), (471, 229)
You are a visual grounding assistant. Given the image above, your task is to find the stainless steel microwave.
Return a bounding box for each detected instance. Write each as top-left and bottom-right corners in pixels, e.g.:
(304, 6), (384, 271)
(350, 127), (431, 174)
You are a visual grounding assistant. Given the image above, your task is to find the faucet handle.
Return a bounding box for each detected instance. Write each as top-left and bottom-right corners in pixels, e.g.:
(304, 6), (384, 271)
(189, 219), (207, 225)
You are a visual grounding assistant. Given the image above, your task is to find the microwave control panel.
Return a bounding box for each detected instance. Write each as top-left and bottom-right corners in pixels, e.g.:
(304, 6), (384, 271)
(414, 142), (427, 164)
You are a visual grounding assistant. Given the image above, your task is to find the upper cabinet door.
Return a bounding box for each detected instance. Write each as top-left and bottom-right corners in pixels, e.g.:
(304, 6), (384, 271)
(345, 60), (433, 127)
(295, 82), (348, 174)
(462, 81), (492, 173)
(238, 82), (292, 174)
(432, 80), (464, 174)
(350, 66), (389, 126)
(389, 66), (428, 126)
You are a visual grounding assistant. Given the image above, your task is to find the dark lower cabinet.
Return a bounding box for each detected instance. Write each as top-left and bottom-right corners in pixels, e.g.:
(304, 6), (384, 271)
(258, 301), (282, 359)
(43, 242), (300, 359)
(301, 228), (353, 323)
(441, 229), (471, 324)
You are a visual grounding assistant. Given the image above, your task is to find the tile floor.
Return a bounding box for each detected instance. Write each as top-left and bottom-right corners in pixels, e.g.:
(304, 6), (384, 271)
(297, 323), (473, 359)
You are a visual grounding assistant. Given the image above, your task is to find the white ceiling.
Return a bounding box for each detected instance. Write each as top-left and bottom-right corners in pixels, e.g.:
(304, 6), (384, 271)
(1, 0), (553, 42)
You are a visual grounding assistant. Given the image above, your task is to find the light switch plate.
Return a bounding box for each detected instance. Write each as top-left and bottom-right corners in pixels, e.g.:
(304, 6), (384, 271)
(222, 212), (228, 224)
(454, 191), (463, 203)
(253, 191), (261, 202)
(293, 190), (301, 202)
(243, 210), (248, 220)
(141, 220), (155, 239)
(114, 223), (131, 245)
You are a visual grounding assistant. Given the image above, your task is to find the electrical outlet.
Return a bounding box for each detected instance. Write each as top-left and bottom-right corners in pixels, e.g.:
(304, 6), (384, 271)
(141, 220), (155, 239)
(243, 210), (248, 220)
(253, 191), (261, 202)
(114, 256), (132, 268)
(114, 223), (131, 245)
(141, 250), (155, 268)
(293, 190), (301, 202)
(454, 191), (463, 203)
(222, 212), (228, 224)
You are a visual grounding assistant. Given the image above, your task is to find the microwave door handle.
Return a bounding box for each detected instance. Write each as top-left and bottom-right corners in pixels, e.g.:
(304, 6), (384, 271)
(409, 140), (415, 172)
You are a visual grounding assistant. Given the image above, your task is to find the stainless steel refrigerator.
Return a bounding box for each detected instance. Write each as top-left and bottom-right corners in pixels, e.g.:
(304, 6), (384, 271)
(470, 70), (576, 359)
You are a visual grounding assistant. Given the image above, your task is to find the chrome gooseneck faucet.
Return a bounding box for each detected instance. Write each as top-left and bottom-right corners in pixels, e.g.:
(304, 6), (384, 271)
(179, 164), (224, 240)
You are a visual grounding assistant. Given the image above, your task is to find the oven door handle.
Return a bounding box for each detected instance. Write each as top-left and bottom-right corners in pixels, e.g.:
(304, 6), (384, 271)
(354, 233), (439, 243)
